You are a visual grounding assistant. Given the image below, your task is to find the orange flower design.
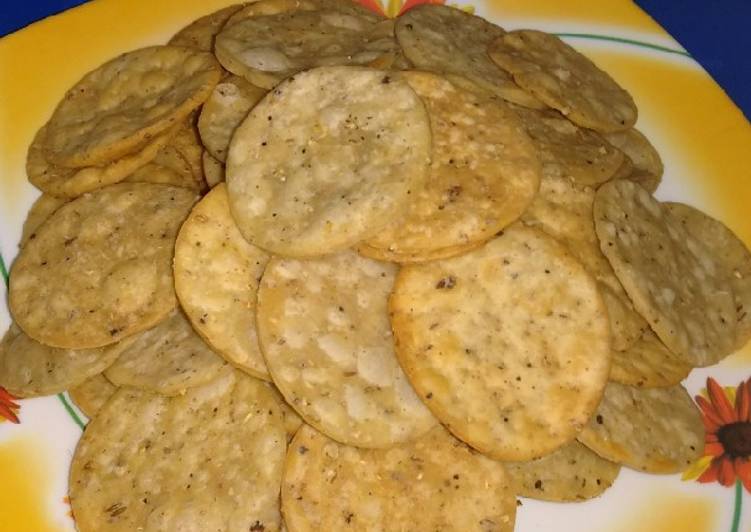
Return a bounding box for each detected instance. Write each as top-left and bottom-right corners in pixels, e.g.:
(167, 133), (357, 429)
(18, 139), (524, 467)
(684, 377), (751, 491)
(0, 386), (20, 424)
(357, 0), (469, 19)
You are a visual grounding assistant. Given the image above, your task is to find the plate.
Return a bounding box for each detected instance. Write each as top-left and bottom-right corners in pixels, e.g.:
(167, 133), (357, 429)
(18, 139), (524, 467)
(0, 1), (750, 531)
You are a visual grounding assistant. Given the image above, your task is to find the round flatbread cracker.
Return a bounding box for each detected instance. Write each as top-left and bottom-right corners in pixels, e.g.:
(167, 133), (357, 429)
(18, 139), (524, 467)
(594, 180), (737, 366)
(122, 161), (201, 190)
(604, 128), (663, 191)
(257, 250), (436, 448)
(266, 383), (304, 441)
(226, 66), (431, 257)
(169, 121), (205, 188)
(283, 425), (517, 532)
(20, 194), (68, 247)
(168, 4), (245, 51)
(10, 183), (197, 349)
(69, 374), (118, 419)
(395, 5), (542, 108)
(666, 202), (751, 351)
(362, 71), (540, 261)
(69, 370), (287, 532)
(42, 45), (221, 168)
(489, 30), (637, 132)
(610, 329), (692, 388)
(511, 105), (625, 186)
(577, 382), (703, 473)
(202, 150), (225, 187)
(174, 184), (271, 379)
(198, 75), (267, 162)
(357, 238), (484, 264)
(104, 309), (228, 396)
(0, 324), (129, 398)
(390, 224), (611, 460)
(505, 441), (620, 502)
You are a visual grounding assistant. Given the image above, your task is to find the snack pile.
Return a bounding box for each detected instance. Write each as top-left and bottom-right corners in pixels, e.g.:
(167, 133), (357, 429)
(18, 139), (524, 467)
(1, 1), (749, 531)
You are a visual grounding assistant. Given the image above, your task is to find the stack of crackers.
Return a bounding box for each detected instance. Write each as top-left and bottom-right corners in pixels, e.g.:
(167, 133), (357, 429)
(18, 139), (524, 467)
(1, 2), (749, 531)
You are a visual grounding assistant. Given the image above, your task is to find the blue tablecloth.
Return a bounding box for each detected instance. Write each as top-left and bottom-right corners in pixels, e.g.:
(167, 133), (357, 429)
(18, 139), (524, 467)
(1, 0), (749, 121)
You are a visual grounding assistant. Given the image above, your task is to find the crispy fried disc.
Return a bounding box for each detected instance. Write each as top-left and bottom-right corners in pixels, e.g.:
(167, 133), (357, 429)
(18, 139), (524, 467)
(610, 330), (691, 388)
(104, 309), (228, 396)
(174, 184), (271, 379)
(521, 174), (647, 351)
(42, 45), (221, 168)
(69, 370), (286, 532)
(10, 183), (197, 349)
(511, 105), (624, 186)
(489, 30), (637, 132)
(594, 180), (737, 365)
(122, 161), (201, 190)
(69, 374), (117, 419)
(577, 382), (703, 473)
(395, 5), (542, 108)
(257, 250), (436, 448)
(362, 72), (540, 262)
(357, 239), (484, 264)
(666, 202), (751, 351)
(390, 225), (611, 460)
(202, 150), (225, 187)
(226, 66), (431, 257)
(20, 194), (67, 247)
(283, 425), (516, 532)
(604, 128), (663, 192)
(27, 124), (176, 198)
(170, 120), (205, 188)
(266, 383), (304, 441)
(0, 324), (129, 398)
(198, 75), (267, 162)
(505, 441), (620, 502)
(168, 4), (244, 51)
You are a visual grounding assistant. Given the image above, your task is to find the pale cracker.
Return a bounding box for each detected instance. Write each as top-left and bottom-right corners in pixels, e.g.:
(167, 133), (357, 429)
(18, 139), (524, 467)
(174, 184), (271, 379)
(69, 370), (286, 532)
(511, 105), (625, 186)
(0, 323), (129, 398)
(521, 174), (647, 351)
(20, 194), (67, 247)
(489, 30), (637, 132)
(170, 120), (206, 188)
(594, 180), (737, 365)
(202, 150), (225, 186)
(505, 441), (620, 502)
(266, 383), (304, 441)
(363, 71), (540, 261)
(577, 382), (703, 473)
(610, 329), (692, 388)
(283, 424), (516, 532)
(198, 75), (267, 162)
(604, 128), (663, 191)
(43, 45), (221, 168)
(390, 224), (611, 460)
(10, 183), (197, 349)
(395, 5), (543, 108)
(666, 201), (751, 350)
(226, 66), (431, 257)
(122, 161), (201, 190)
(168, 4), (245, 51)
(257, 250), (436, 448)
(357, 238), (484, 264)
(69, 374), (117, 419)
(27, 124), (176, 198)
(104, 309), (228, 396)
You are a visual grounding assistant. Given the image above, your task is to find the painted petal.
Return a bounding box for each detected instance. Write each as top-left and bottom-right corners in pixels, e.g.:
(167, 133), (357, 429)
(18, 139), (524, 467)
(737, 382), (750, 422)
(736, 458), (751, 494)
(718, 456), (737, 487)
(706, 433), (719, 443)
(696, 395), (724, 429)
(707, 378), (738, 424)
(398, 0), (445, 16)
(356, 0), (386, 16)
(704, 441), (725, 457)
(0, 387), (18, 403)
(0, 403), (19, 424)
(697, 458), (721, 483)
(682, 454), (714, 481)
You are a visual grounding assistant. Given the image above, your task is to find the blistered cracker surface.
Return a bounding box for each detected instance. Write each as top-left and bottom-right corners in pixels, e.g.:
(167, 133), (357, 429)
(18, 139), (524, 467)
(257, 250), (436, 448)
(577, 382), (703, 473)
(174, 184), (271, 379)
(226, 66), (431, 257)
(168, 4), (244, 52)
(666, 202), (751, 351)
(511, 105), (625, 186)
(123, 161), (201, 190)
(70, 370), (286, 532)
(357, 239), (484, 264)
(283, 425), (516, 532)
(20, 194), (68, 247)
(198, 75), (267, 162)
(604, 128), (664, 182)
(594, 180), (737, 365)
(69, 374), (118, 419)
(0, 324), (127, 398)
(105, 309), (228, 396)
(505, 441), (620, 502)
(43, 45), (221, 168)
(202, 151), (225, 187)
(390, 225), (611, 460)
(521, 175), (646, 351)
(489, 30), (637, 132)
(364, 72), (540, 260)
(169, 120), (205, 187)
(610, 329), (691, 387)
(9, 183), (197, 349)
(265, 382), (304, 441)
(27, 124), (176, 198)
